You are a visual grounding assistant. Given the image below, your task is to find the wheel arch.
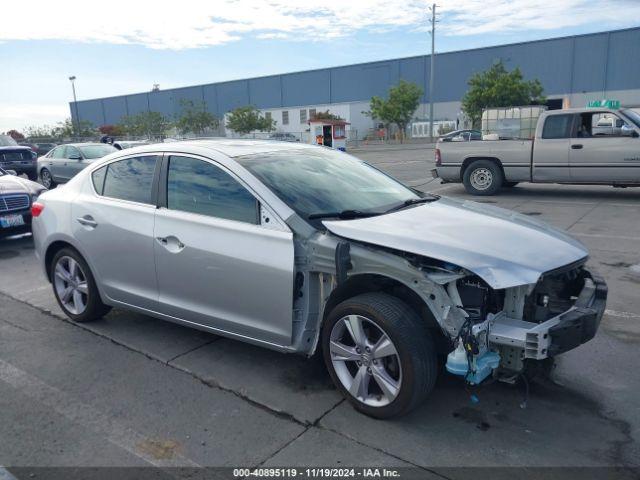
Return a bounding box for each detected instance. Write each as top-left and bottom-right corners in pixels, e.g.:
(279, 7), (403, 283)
(320, 273), (444, 343)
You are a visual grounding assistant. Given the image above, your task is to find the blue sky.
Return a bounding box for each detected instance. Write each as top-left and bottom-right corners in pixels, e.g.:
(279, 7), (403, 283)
(1, 0), (639, 132)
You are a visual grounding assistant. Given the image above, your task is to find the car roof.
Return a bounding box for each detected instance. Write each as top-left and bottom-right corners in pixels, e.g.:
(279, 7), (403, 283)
(122, 139), (317, 158)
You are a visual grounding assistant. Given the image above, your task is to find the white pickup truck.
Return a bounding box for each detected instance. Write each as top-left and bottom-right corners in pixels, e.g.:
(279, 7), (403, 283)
(432, 107), (640, 195)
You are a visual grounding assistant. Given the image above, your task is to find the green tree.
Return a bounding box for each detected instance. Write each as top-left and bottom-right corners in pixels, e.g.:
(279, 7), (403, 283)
(226, 106), (276, 135)
(51, 118), (96, 139)
(461, 60), (546, 128)
(174, 100), (219, 136)
(311, 110), (343, 121)
(366, 80), (422, 142)
(118, 111), (172, 138)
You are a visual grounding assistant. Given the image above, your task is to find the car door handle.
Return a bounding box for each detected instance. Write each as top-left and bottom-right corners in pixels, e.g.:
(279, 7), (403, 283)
(76, 216), (98, 228)
(156, 236), (185, 253)
(571, 144), (583, 149)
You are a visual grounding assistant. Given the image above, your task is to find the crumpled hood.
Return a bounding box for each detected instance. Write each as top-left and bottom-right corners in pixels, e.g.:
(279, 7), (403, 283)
(323, 197), (588, 289)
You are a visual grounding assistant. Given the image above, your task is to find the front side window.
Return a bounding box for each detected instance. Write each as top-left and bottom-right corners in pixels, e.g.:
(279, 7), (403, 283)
(79, 144), (117, 159)
(542, 114), (573, 139)
(66, 146), (81, 159)
(102, 156), (158, 204)
(236, 148), (420, 220)
(51, 146), (66, 158)
(167, 156), (258, 224)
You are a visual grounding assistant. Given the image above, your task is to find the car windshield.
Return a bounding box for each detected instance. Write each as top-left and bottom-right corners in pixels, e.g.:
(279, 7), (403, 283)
(0, 135), (18, 147)
(622, 109), (640, 129)
(236, 148), (423, 220)
(78, 144), (117, 159)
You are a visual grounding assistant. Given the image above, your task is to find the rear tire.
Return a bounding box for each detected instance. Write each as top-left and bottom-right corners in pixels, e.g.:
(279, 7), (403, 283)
(322, 292), (438, 419)
(463, 160), (503, 195)
(50, 248), (110, 322)
(40, 168), (56, 189)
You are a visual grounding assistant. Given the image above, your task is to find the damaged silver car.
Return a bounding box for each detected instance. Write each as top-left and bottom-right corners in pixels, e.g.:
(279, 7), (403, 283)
(32, 140), (607, 418)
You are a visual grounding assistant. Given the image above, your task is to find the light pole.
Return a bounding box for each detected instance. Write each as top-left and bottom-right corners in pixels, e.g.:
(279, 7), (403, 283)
(69, 76), (80, 138)
(428, 4), (438, 143)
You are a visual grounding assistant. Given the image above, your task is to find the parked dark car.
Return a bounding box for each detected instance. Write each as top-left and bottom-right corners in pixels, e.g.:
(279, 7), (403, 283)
(438, 129), (482, 142)
(35, 142), (58, 157)
(0, 167), (47, 238)
(0, 135), (38, 181)
(37, 143), (117, 189)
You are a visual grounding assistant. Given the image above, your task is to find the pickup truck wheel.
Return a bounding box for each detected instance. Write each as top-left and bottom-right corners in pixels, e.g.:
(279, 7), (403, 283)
(322, 292), (437, 419)
(463, 160), (503, 195)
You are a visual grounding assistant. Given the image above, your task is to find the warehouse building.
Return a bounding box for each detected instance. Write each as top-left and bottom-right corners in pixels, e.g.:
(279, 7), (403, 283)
(71, 27), (640, 139)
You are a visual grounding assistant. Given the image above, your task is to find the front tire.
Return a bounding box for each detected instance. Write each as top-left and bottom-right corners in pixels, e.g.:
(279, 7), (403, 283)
(463, 159), (503, 195)
(40, 168), (56, 189)
(50, 248), (110, 322)
(322, 293), (438, 419)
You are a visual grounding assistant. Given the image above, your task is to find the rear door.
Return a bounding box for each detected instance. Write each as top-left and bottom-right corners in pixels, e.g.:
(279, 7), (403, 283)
(569, 111), (640, 183)
(531, 113), (574, 182)
(153, 154), (295, 346)
(71, 154), (160, 310)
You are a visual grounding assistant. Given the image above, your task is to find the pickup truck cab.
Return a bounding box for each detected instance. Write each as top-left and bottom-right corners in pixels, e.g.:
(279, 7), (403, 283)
(433, 107), (640, 195)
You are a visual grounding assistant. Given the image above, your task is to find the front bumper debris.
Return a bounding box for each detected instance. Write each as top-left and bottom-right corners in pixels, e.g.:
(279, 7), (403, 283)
(488, 270), (607, 359)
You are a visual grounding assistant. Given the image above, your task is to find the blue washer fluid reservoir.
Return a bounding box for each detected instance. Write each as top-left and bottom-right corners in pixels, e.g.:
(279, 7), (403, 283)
(446, 345), (501, 385)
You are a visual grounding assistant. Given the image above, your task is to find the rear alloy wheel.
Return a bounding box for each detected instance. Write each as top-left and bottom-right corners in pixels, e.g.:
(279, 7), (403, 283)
(323, 293), (437, 418)
(51, 248), (110, 322)
(463, 159), (503, 195)
(40, 168), (56, 189)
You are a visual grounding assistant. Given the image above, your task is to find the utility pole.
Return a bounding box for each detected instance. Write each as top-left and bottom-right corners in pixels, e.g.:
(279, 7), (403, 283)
(428, 4), (438, 142)
(69, 76), (80, 138)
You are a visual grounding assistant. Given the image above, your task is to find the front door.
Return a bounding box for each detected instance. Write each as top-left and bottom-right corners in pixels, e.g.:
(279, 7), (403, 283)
(71, 155), (160, 310)
(154, 155), (295, 346)
(61, 145), (83, 181)
(569, 111), (640, 183)
(531, 113), (573, 182)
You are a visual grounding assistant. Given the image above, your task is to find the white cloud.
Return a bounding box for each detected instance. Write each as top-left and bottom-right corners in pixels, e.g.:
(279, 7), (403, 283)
(0, 104), (68, 133)
(1, 0), (638, 50)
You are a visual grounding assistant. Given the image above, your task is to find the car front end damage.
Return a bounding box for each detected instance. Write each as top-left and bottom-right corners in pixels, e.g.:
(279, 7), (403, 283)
(435, 259), (607, 383)
(307, 198), (608, 384)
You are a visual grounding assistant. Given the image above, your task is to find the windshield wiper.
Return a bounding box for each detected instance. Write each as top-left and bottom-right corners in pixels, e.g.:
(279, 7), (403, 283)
(384, 196), (439, 214)
(308, 209), (383, 220)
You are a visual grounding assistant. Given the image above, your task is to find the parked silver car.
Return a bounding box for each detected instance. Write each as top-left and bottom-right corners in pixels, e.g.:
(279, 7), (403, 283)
(32, 140), (607, 418)
(37, 143), (117, 189)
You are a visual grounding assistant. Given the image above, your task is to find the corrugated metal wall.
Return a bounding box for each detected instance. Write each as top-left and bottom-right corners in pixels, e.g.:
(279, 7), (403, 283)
(71, 27), (640, 127)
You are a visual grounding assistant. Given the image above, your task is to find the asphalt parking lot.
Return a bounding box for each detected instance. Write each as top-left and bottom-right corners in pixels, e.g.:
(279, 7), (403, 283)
(1, 143), (639, 476)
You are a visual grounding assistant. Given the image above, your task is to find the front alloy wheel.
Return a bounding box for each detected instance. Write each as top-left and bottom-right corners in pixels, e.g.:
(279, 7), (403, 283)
(323, 293), (437, 418)
(329, 314), (402, 407)
(40, 168), (55, 189)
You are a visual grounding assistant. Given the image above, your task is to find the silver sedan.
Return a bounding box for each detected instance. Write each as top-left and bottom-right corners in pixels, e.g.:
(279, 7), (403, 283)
(32, 140), (606, 418)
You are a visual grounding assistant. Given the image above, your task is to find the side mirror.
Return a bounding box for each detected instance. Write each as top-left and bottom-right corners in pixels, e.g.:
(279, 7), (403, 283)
(68, 154), (82, 160)
(6, 170), (17, 176)
(621, 125), (636, 137)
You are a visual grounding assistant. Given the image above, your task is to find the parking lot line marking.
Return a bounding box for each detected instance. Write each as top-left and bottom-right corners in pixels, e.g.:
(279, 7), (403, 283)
(571, 232), (640, 241)
(0, 359), (201, 468)
(605, 309), (640, 319)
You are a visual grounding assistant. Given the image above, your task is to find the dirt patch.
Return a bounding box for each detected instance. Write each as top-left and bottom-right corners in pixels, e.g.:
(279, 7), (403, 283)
(136, 438), (181, 460)
(452, 406), (491, 431)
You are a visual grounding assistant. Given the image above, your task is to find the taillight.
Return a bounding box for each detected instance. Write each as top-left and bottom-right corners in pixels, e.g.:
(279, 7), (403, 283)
(31, 202), (44, 217)
(435, 148), (441, 166)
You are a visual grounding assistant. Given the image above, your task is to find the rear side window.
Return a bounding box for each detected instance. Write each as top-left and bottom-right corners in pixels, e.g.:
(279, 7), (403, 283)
(92, 166), (107, 194)
(542, 115), (573, 139)
(102, 156), (158, 204)
(167, 156), (258, 224)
